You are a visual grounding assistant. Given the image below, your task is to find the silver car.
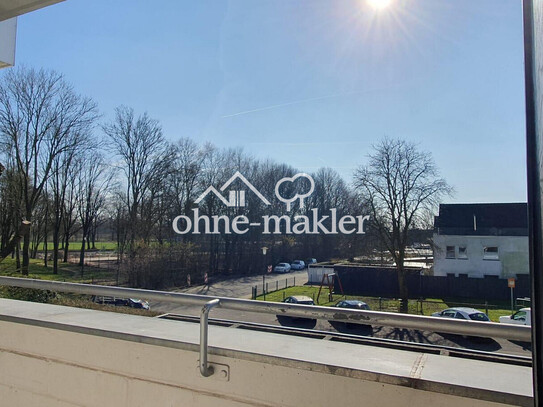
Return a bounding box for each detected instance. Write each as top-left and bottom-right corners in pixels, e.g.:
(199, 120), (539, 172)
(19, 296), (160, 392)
(273, 263), (291, 273)
(432, 307), (490, 322)
(290, 260), (306, 270)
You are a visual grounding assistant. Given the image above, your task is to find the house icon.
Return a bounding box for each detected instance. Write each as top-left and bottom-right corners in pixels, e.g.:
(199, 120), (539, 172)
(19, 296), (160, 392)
(194, 171), (271, 207)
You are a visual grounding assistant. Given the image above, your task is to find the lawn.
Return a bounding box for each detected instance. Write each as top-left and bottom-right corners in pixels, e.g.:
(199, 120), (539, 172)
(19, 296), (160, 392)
(0, 257), (149, 317)
(31, 241), (118, 251)
(256, 285), (514, 322)
(0, 257), (118, 284)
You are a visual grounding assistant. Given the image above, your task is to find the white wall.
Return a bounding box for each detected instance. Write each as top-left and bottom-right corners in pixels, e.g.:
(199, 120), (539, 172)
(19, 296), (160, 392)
(0, 18), (16, 68)
(0, 299), (532, 407)
(433, 234), (529, 278)
(307, 266), (335, 284)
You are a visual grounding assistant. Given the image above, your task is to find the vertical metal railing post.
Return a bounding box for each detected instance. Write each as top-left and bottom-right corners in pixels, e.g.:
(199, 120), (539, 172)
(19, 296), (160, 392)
(199, 299), (220, 377)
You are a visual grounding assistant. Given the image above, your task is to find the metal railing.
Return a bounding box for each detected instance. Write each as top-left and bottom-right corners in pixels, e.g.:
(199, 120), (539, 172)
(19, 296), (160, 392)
(0, 276), (532, 377)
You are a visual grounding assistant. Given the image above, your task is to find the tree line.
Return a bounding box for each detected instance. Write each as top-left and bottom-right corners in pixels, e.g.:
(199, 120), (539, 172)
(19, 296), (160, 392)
(0, 67), (451, 310)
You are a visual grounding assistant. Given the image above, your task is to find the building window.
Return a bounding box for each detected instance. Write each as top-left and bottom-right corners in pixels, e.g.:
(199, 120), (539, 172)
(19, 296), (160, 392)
(458, 246), (468, 259)
(446, 246), (455, 259)
(483, 246), (499, 260)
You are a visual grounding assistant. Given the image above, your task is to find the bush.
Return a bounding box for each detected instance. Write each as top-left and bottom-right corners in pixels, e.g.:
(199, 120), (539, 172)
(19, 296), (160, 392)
(122, 242), (203, 289)
(2, 286), (56, 303)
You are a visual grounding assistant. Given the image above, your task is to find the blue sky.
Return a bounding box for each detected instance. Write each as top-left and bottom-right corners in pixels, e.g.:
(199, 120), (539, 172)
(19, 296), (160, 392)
(12, 0), (526, 203)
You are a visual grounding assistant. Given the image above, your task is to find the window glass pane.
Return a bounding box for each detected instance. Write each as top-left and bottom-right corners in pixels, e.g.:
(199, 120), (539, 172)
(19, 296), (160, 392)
(0, 0), (530, 364)
(469, 313), (490, 322)
(483, 247), (499, 260)
(513, 311), (527, 320)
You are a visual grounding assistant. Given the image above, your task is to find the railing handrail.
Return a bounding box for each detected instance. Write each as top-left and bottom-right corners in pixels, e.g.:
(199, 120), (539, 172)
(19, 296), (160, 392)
(0, 276), (531, 342)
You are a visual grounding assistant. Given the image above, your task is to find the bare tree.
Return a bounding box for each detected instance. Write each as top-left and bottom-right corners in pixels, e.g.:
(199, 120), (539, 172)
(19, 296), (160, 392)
(171, 138), (206, 217)
(354, 138), (452, 312)
(0, 67), (98, 274)
(103, 106), (173, 255)
(77, 152), (112, 271)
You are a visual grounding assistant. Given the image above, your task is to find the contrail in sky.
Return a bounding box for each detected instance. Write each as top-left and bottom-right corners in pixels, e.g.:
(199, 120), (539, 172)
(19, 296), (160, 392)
(220, 87), (397, 119)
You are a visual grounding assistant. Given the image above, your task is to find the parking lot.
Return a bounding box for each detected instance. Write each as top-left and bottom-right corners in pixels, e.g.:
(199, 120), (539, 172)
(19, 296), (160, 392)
(149, 271), (532, 358)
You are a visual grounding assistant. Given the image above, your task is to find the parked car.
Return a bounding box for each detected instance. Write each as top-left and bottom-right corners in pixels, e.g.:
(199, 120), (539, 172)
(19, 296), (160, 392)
(284, 295), (315, 305)
(306, 258), (317, 266)
(126, 298), (151, 310)
(273, 263), (291, 273)
(92, 296), (150, 310)
(431, 307), (491, 341)
(280, 295), (316, 323)
(335, 299), (370, 310)
(333, 300), (371, 328)
(290, 260), (306, 270)
(499, 308), (531, 326)
(431, 307), (490, 322)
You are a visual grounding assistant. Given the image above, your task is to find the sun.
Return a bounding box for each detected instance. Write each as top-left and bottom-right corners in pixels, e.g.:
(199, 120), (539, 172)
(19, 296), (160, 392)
(367, 0), (393, 9)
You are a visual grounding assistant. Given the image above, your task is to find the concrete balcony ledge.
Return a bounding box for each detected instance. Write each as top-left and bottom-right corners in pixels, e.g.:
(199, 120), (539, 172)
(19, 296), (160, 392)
(0, 298), (533, 407)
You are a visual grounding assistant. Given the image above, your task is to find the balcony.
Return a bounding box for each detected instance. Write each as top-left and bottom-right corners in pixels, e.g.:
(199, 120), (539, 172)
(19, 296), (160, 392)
(0, 277), (533, 407)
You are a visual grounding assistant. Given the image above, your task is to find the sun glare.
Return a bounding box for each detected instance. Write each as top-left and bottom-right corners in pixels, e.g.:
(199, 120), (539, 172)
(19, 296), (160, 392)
(367, 0), (393, 9)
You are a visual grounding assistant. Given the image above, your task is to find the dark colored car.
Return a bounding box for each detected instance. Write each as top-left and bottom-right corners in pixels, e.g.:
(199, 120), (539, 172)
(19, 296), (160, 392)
(335, 300), (370, 310)
(306, 258), (317, 267)
(278, 295), (316, 324)
(92, 295), (150, 310)
(333, 300), (371, 328)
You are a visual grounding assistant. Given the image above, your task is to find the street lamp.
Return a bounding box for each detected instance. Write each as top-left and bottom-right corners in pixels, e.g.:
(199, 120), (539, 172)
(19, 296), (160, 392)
(262, 247), (268, 300)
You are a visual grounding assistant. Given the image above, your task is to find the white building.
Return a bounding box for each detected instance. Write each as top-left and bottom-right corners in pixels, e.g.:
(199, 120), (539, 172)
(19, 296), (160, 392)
(433, 203), (529, 278)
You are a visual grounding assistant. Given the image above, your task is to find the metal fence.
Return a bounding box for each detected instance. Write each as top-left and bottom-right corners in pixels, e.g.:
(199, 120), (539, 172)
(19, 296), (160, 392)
(251, 276), (297, 299)
(66, 252), (119, 272)
(0, 275), (531, 342)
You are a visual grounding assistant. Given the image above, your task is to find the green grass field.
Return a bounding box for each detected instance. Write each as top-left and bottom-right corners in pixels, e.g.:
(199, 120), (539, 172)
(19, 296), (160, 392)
(256, 286), (514, 322)
(0, 257), (117, 284)
(0, 256), (137, 315)
(30, 241), (118, 251)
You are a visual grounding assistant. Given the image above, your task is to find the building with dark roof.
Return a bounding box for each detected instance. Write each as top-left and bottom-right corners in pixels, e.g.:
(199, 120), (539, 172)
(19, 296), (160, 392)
(433, 203), (529, 278)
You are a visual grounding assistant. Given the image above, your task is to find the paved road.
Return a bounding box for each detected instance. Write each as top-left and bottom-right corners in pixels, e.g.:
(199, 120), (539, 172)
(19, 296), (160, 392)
(149, 271), (531, 358)
(176, 269), (308, 299)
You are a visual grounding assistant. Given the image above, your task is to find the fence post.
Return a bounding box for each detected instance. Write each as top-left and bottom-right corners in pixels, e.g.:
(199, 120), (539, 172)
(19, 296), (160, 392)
(276, 280), (278, 291)
(294, 276), (296, 286)
(285, 278), (287, 289)
(266, 282), (268, 294)
(485, 300), (489, 316)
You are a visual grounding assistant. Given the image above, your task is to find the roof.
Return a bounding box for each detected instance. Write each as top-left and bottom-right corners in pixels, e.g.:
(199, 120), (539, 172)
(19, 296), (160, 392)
(343, 300), (368, 305)
(290, 296), (313, 301)
(451, 307), (485, 314)
(434, 203), (528, 236)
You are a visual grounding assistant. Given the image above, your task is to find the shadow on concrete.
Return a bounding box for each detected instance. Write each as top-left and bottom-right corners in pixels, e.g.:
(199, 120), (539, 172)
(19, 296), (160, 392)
(508, 340), (532, 352)
(276, 315), (317, 329)
(328, 321), (373, 336)
(376, 327), (434, 344)
(438, 333), (502, 352)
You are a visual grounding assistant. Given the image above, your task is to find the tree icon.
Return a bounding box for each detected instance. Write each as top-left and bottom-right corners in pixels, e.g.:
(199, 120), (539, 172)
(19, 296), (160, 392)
(274, 173), (315, 211)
